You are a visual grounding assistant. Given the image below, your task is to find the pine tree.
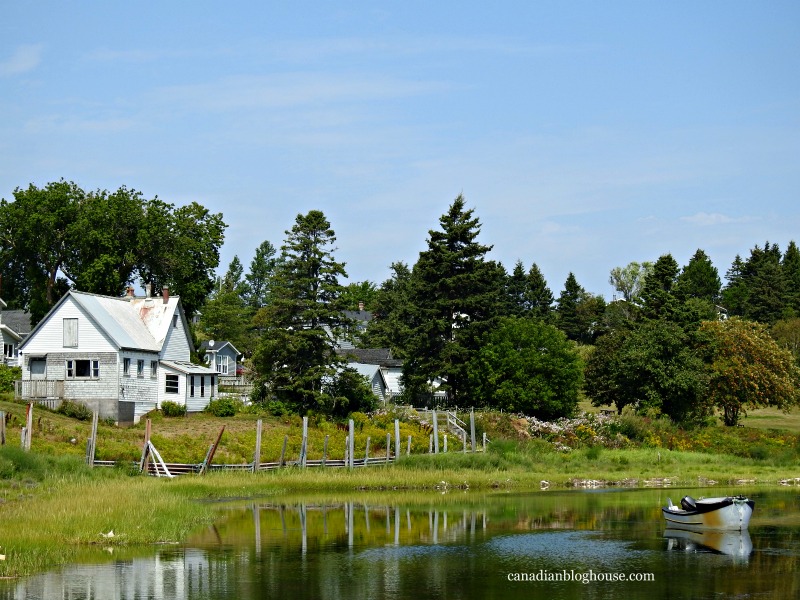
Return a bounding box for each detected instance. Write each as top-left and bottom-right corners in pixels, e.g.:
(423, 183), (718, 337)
(526, 262), (555, 322)
(252, 211), (361, 414)
(403, 196), (503, 405)
(782, 241), (800, 317)
(676, 249), (721, 304)
(556, 272), (584, 341)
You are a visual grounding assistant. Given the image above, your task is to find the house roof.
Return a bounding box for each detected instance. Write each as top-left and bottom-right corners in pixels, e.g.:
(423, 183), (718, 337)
(199, 340), (241, 356)
(335, 347), (402, 367)
(2, 310), (32, 337)
(20, 290), (185, 353)
(161, 360), (218, 375)
(348, 362), (387, 385)
(343, 309), (373, 324)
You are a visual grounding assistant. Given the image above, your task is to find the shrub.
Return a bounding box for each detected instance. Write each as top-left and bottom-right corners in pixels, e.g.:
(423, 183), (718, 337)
(205, 397), (237, 417)
(56, 400), (94, 421)
(0, 365), (21, 393)
(161, 401), (186, 417)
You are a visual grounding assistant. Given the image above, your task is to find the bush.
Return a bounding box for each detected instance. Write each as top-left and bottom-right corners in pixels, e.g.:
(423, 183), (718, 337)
(205, 397), (237, 417)
(0, 364), (21, 393)
(56, 400), (94, 421)
(161, 401), (186, 417)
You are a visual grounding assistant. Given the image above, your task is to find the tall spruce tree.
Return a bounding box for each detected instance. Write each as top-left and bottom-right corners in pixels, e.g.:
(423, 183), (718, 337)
(526, 262), (555, 322)
(782, 241), (800, 316)
(556, 272), (584, 341)
(251, 210), (366, 415)
(361, 261), (414, 358)
(403, 196), (503, 405)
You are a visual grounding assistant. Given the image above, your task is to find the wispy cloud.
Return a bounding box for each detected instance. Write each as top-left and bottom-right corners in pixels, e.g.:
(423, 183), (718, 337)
(680, 212), (756, 226)
(153, 73), (455, 112)
(0, 44), (44, 76)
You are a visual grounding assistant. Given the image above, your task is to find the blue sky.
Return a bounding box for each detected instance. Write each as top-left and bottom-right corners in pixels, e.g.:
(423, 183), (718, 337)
(2, 1), (799, 298)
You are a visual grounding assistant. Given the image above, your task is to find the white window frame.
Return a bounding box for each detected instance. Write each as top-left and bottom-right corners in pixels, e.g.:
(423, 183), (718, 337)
(165, 374), (179, 394)
(65, 359), (99, 379)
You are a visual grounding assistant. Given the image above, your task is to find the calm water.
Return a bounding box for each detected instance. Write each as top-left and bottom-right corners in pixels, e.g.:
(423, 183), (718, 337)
(3, 487), (800, 599)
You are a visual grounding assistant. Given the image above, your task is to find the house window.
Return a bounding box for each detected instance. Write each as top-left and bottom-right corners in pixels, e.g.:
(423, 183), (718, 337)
(165, 374), (179, 394)
(3, 344), (14, 358)
(137, 359), (145, 378)
(29, 358), (46, 377)
(150, 361), (158, 379)
(66, 359), (99, 379)
(200, 376), (205, 397)
(190, 375), (195, 397)
(123, 358), (131, 377)
(216, 354), (229, 375)
(63, 318), (78, 347)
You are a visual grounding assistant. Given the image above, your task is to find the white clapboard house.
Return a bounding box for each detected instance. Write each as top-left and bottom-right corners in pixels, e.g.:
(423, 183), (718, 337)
(17, 287), (217, 423)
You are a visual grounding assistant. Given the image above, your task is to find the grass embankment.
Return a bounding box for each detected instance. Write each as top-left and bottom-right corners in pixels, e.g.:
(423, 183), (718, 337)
(1, 397), (800, 578)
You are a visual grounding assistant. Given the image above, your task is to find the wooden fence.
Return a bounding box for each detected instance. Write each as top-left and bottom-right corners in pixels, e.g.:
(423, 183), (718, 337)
(4, 405), (488, 477)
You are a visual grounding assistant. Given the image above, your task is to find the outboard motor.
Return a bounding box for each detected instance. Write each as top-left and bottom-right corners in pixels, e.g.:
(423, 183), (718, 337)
(680, 496), (698, 511)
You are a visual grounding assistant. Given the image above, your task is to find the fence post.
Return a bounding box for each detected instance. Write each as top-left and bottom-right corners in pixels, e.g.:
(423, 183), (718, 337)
(407, 435), (412, 456)
(394, 420), (400, 459)
(386, 433), (391, 462)
(86, 411), (98, 467)
(252, 419), (262, 473)
(443, 434), (447, 453)
(348, 419), (355, 470)
(344, 435), (349, 465)
(428, 434), (433, 454)
(300, 416), (308, 468)
(364, 436), (370, 465)
(0, 411), (5, 446)
(139, 418), (152, 473)
(483, 432), (487, 452)
(280, 435), (288, 467)
(432, 409), (439, 454)
(470, 408), (476, 453)
(24, 403), (33, 451)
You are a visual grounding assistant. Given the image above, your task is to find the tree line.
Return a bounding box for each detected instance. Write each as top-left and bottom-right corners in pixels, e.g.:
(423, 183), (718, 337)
(3, 181), (799, 425)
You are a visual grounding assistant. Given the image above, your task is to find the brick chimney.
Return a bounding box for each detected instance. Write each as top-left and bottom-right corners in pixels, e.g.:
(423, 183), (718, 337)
(162, 286), (170, 304)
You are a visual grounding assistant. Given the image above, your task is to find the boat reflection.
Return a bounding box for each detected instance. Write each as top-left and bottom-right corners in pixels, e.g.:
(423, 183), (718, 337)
(664, 527), (752, 560)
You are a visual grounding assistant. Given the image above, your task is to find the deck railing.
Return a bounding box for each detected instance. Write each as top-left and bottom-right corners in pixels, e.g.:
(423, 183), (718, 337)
(14, 379), (65, 400)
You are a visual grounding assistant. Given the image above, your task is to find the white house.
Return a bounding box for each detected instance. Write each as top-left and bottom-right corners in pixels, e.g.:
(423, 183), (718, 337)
(17, 287), (217, 423)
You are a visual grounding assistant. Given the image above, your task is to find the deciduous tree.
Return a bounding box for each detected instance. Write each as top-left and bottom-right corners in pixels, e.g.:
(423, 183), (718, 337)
(701, 318), (800, 426)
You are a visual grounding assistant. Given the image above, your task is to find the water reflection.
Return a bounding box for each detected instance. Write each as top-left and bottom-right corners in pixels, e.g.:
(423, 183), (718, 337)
(664, 528), (753, 560)
(2, 489), (800, 600)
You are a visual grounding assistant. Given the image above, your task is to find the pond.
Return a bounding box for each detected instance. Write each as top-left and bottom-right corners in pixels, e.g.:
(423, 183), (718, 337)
(2, 487), (799, 599)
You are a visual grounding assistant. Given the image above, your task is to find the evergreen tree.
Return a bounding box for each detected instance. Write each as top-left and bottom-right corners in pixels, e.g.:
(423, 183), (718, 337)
(403, 196), (503, 405)
(361, 262), (414, 358)
(556, 273), (584, 341)
(782, 241), (800, 317)
(244, 240), (279, 309)
(505, 260), (528, 316)
(196, 256), (252, 355)
(526, 262), (555, 322)
(640, 254), (680, 321)
(676, 249), (721, 304)
(252, 211), (368, 415)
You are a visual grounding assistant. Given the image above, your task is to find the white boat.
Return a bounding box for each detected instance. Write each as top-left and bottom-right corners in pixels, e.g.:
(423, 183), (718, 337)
(662, 495), (754, 531)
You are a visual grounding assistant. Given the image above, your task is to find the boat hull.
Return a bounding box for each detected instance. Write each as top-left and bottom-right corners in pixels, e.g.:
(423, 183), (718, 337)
(662, 496), (754, 531)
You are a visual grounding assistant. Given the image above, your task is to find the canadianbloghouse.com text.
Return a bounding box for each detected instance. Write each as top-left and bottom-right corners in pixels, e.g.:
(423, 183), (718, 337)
(507, 569), (655, 585)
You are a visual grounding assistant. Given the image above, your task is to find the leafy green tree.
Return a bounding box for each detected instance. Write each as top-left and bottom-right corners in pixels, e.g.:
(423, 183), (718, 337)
(585, 320), (709, 423)
(609, 261), (653, 304)
(700, 318), (800, 426)
(251, 210), (370, 415)
(467, 316), (582, 419)
(0, 180), (226, 323)
(772, 318), (800, 366)
(403, 196), (505, 405)
(339, 281), (378, 311)
(196, 256), (253, 355)
(244, 240), (279, 309)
